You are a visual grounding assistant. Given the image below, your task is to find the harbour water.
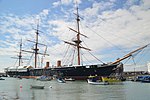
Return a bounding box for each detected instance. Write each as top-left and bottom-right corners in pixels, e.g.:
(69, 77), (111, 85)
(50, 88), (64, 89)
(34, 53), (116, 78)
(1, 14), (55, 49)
(0, 77), (150, 100)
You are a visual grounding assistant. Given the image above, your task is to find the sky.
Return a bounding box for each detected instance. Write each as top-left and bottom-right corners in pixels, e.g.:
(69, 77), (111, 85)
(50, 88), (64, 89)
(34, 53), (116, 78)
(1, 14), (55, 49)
(0, 0), (150, 72)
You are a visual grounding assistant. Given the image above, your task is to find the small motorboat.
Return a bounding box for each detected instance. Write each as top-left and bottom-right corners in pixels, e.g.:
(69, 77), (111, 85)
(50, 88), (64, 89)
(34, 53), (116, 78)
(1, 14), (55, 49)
(87, 79), (108, 85)
(0, 77), (5, 80)
(30, 85), (44, 89)
(101, 76), (123, 85)
(64, 77), (75, 81)
(36, 75), (51, 81)
(141, 76), (150, 83)
(57, 78), (66, 83)
(133, 75), (145, 82)
(17, 75), (22, 79)
(87, 75), (108, 85)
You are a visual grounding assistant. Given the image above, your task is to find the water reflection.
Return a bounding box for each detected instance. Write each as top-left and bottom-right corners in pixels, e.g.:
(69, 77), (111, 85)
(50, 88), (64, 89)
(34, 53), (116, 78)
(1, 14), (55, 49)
(1, 78), (150, 100)
(31, 90), (35, 100)
(13, 78), (20, 100)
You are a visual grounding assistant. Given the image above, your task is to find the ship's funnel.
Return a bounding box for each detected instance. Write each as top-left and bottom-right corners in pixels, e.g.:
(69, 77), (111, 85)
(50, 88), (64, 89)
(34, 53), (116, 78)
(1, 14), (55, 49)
(57, 60), (61, 67)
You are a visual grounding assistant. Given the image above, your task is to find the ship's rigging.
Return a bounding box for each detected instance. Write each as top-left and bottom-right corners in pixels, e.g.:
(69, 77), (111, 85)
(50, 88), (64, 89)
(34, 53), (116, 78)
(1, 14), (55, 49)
(62, 6), (150, 66)
(63, 7), (91, 65)
(11, 39), (29, 68)
(5, 5), (150, 79)
(111, 43), (150, 65)
(22, 23), (49, 68)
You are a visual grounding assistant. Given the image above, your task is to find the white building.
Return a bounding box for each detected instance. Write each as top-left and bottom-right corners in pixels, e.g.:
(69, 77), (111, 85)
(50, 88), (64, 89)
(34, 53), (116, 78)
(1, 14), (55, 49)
(147, 62), (150, 73)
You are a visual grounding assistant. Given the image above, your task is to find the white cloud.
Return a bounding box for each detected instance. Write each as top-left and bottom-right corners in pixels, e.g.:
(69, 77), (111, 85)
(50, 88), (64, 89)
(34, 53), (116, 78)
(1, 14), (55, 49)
(61, 0), (72, 5)
(109, 0), (116, 2)
(31, 0), (150, 66)
(0, 0), (150, 71)
(72, 0), (150, 65)
(126, 0), (139, 6)
(40, 9), (49, 16)
(73, 0), (81, 4)
(60, 0), (81, 5)
(52, 1), (61, 7)
(53, 0), (81, 7)
(48, 19), (76, 41)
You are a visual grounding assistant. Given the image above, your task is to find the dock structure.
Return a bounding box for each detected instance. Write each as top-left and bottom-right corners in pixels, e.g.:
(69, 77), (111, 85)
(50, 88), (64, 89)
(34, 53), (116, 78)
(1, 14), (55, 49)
(123, 71), (149, 78)
(0, 72), (6, 77)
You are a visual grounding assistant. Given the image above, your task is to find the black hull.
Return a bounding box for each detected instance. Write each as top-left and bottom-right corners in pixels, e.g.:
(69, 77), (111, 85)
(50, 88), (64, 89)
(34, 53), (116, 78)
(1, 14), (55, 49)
(6, 63), (123, 80)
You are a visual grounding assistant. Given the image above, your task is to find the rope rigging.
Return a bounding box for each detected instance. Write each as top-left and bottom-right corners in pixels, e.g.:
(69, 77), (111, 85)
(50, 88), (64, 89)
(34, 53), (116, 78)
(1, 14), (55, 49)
(79, 19), (150, 66)
(132, 46), (150, 65)
(62, 44), (71, 65)
(120, 45), (150, 67)
(87, 50), (104, 64)
(62, 44), (71, 62)
(71, 47), (76, 65)
(83, 23), (126, 54)
(62, 45), (77, 65)
(27, 53), (34, 66)
(81, 53), (93, 64)
(80, 42), (104, 64)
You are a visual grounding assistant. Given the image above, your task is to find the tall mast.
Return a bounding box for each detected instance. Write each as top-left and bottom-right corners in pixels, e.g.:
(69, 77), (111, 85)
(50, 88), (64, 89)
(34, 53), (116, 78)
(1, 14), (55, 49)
(11, 39), (24, 67)
(22, 22), (49, 68)
(34, 24), (39, 68)
(18, 39), (22, 66)
(64, 6), (91, 65)
(76, 7), (81, 65)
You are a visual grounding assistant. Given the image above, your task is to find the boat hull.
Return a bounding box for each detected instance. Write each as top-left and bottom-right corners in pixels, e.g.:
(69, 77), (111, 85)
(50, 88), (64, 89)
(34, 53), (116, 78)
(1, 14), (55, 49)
(30, 85), (44, 89)
(5, 63), (123, 80)
(87, 79), (108, 85)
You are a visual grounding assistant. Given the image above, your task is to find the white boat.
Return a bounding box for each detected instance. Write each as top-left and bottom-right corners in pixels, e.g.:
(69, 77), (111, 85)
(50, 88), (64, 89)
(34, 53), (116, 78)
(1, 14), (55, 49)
(87, 79), (108, 85)
(57, 78), (66, 83)
(64, 78), (75, 81)
(36, 75), (51, 81)
(0, 77), (5, 80)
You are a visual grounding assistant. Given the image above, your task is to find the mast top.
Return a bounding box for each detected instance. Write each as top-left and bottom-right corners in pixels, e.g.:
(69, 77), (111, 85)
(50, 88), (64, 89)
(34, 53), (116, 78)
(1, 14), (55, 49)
(64, 6), (90, 65)
(22, 22), (49, 68)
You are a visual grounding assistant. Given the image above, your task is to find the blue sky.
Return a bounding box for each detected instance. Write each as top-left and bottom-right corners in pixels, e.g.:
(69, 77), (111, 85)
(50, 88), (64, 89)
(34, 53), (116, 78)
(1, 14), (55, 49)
(0, 0), (150, 72)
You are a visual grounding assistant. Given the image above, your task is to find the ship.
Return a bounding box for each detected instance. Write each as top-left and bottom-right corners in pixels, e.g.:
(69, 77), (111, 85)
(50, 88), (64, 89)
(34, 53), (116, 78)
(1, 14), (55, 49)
(5, 7), (149, 80)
